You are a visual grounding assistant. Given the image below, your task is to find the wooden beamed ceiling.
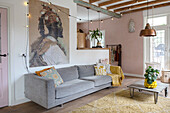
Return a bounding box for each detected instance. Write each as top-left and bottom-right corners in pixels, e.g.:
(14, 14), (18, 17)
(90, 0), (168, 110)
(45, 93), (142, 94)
(99, 0), (124, 7)
(114, 0), (170, 12)
(122, 2), (170, 14)
(89, 0), (100, 3)
(107, 0), (147, 10)
(88, 0), (170, 14)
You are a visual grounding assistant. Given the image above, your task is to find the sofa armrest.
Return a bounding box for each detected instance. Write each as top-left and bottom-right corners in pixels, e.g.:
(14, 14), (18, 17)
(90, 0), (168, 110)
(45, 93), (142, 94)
(24, 73), (55, 109)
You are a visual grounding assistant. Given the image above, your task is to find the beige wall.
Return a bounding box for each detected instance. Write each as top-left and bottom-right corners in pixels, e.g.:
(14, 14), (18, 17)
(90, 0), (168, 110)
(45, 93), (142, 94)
(78, 11), (144, 75)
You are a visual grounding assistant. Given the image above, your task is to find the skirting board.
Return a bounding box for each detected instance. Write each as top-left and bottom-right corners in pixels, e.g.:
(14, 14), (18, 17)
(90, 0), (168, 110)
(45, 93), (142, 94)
(10, 98), (30, 106)
(124, 73), (144, 78)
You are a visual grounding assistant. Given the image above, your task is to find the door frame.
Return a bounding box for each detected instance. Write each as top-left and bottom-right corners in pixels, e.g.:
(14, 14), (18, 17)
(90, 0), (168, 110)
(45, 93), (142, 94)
(0, 3), (13, 106)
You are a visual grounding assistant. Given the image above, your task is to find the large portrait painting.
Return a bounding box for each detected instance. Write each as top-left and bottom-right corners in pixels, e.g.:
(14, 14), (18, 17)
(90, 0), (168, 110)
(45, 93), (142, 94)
(29, 0), (69, 67)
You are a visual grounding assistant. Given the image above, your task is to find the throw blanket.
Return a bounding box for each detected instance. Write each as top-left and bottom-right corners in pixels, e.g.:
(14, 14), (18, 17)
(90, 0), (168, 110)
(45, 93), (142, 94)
(107, 66), (124, 86)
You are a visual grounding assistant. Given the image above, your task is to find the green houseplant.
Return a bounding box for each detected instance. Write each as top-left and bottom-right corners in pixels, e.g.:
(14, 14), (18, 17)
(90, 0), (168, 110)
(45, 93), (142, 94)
(89, 28), (103, 47)
(144, 66), (159, 88)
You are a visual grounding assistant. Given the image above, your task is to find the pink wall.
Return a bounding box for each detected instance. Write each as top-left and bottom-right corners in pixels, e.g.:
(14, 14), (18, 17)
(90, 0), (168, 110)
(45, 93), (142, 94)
(78, 12), (144, 75)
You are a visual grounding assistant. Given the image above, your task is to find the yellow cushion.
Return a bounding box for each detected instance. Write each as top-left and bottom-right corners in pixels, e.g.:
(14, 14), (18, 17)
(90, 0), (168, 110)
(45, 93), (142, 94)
(35, 67), (52, 76)
(94, 66), (107, 75)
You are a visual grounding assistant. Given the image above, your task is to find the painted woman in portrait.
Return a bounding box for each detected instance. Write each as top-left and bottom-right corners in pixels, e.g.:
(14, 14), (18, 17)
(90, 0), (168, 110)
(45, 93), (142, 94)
(29, 4), (68, 67)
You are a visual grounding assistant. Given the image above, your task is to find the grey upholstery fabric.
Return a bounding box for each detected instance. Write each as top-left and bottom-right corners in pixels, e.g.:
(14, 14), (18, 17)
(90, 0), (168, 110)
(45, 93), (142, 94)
(24, 74), (55, 109)
(77, 65), (95, 78)
(55, 79), (94, 98)
(55, 83), (111, 106)
(80, 75), (112, 86)
(57, 66), (79, 82)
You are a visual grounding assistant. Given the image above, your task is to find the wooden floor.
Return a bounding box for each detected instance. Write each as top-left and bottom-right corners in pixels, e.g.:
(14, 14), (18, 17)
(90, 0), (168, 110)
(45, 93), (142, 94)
(0, 76), (169, 113)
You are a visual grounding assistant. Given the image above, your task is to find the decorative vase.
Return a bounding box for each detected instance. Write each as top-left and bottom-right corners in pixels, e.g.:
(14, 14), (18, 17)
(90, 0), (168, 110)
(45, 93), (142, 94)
(144, 79), (157, 89)
(97, 42), (101, 46)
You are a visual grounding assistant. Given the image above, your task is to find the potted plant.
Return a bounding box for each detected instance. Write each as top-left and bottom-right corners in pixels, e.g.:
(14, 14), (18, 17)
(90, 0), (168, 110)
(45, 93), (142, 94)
(89, 28), (103, 47)
(144, 66), (159, 89)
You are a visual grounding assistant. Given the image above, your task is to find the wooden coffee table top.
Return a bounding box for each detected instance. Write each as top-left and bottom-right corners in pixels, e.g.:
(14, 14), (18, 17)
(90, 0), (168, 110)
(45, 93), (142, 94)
(127, 80), (169, 93)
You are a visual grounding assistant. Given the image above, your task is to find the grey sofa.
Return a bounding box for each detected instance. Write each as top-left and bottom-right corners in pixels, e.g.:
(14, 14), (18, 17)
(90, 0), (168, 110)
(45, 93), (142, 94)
(24, 65), (112, 109)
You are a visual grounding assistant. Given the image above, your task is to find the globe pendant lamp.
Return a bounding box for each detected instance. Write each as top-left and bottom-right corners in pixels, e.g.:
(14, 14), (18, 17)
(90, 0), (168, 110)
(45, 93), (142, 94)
(140, 0), (156, 37)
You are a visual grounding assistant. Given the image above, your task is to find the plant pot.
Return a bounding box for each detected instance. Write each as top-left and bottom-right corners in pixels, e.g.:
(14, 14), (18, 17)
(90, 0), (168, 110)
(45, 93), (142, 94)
(97, 42), (101, 46)
(144, 79), (157, 89)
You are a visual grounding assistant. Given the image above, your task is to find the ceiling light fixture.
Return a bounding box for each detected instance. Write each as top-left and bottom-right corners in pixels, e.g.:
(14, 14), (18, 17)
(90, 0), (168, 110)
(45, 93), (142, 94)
(139, 0), (156, 37)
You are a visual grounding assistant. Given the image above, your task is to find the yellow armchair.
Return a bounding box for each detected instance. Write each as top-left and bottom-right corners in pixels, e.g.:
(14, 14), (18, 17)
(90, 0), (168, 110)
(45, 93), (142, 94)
(107, 66), (124, 86)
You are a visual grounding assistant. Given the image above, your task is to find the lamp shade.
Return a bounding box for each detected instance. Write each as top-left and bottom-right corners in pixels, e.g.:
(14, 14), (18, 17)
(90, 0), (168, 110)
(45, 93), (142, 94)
(140, 23), (156, 37)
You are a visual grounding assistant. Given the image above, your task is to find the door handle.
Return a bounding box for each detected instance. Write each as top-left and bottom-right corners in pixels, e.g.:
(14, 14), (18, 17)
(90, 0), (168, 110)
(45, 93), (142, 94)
(0, 54), (7, 57)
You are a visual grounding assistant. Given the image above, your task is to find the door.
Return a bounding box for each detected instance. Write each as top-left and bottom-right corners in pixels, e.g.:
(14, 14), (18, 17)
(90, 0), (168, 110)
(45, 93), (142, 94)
(0, 8), (8, 108)
(149, 26), (168, 69)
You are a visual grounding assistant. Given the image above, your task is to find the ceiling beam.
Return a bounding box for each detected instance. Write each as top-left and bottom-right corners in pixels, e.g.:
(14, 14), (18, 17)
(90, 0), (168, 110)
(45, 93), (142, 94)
(107, 0), (147, 10)
(122, 2), (170, 14)
(89, 0), (100, 3)
(74, 0), (121, 18)
(99, 0), (123, 7)
(115, 0), (170, 12)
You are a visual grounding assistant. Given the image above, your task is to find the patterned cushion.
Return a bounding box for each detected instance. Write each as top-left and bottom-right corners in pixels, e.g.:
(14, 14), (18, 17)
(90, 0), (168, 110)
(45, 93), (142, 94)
(40, 67), (64, 87)
(94, 66), (107, 75)
(35, 67), (52, 76)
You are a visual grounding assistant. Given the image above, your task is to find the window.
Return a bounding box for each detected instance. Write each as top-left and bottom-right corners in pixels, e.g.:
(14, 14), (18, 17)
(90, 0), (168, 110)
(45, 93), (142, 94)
(148, 16), (167, 26)
(150, 30), (165, 69)
(144, 14), (170, 71)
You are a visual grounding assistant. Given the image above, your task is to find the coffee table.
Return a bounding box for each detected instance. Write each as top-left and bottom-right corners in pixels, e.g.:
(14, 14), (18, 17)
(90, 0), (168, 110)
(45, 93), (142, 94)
(127, 80), (169, 104)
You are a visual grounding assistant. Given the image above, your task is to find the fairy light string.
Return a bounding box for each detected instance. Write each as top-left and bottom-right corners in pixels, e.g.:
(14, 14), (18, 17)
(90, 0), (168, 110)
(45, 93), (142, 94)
(25, 0), (117, 24)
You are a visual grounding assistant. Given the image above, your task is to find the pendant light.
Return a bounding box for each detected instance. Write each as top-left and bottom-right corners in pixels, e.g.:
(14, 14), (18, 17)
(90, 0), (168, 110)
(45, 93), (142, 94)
(86, 8), (91, 48)
(140, 0), (156, 37)
(98, 11), (101, 30)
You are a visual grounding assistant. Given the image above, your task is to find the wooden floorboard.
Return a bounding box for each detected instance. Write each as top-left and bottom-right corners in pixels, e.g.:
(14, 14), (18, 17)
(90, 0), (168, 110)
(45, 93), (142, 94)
(0, 77), (169, 113)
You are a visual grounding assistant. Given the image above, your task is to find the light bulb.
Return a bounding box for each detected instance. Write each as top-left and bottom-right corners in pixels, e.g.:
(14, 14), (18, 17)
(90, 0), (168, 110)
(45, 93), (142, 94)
(26, 25), (29, 28)
(111, 17), (114, 20)
(101, 20), (103, 23)
(48, 2), (51, 5)
(58, 9), (61, 12)
(90, 20), (92, 23)
(24, 1), (29, 6)
(27, 14), (30, 17)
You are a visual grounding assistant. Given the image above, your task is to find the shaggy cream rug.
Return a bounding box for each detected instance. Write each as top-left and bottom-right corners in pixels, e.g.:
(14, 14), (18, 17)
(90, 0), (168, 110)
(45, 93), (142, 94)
(70, 89), (170, 113)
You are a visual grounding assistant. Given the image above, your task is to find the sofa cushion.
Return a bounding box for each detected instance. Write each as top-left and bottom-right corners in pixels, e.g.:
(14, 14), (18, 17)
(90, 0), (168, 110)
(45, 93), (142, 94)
(80, 75), (112, 87)
(55, 79), (94, 98)
(77, 65), (95, 78)
(57, 66), (79, 82)
(40, 67), (63, 87)
(35, 67), (52, 76)
(94, 66), (107, 75)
